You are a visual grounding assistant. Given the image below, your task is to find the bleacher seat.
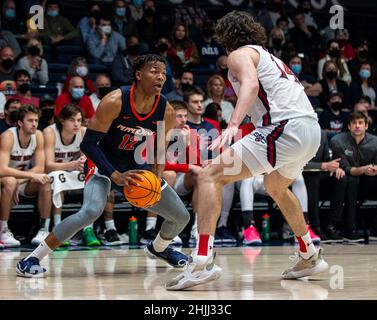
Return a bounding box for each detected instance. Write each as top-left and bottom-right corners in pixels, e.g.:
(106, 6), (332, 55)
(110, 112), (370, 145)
(56, 45), (86, 64)
(30, 84), (58, 99)
(48, 63), (69, 84)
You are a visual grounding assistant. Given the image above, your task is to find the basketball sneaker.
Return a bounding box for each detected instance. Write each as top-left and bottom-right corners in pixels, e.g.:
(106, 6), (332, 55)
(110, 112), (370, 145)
(16, 257), (47, 278)
(82, 227), (101, 246)
(215, 227), (237, 245)
(0, 229), (21, 247)
(243, 225), (262, 245)
(31, 228), (49, 246)
(0, 241), (4, 249)
(140, 228), (157, 245)
(281, 248), (329, 279)
(144, 242), (188, 268)
(102, 229), (122, 246)
(307, 225), (321, 245)
(165, 254), (222, 290)
(171, 235), (183, 246)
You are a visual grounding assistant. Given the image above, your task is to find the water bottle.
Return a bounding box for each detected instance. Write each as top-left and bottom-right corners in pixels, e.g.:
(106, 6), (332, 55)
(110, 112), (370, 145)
(128, 216), (138, 245)
(262, 214), (270, 241)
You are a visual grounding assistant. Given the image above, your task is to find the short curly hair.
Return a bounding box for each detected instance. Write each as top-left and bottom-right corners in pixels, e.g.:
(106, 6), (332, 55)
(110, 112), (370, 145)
(215, 11), (267, 52)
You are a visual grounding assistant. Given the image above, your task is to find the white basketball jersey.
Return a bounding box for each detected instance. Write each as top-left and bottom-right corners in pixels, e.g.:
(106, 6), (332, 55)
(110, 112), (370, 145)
(9, 127), (36, 171)
(51, 124), (82, 163)
(229, 45), (317, 127)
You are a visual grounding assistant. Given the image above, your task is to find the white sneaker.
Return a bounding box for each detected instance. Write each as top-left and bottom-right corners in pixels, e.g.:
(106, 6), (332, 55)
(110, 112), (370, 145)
(31, 228), (49, 246)
(188, 228), (198, 246)
(0, 241), (4, 249)
(281, 248), (329, 279)
(171, 235), (182, 246)
(0, 229), (21, 247)
(118, 233), (129, 244)
(165, 255), (222, 290)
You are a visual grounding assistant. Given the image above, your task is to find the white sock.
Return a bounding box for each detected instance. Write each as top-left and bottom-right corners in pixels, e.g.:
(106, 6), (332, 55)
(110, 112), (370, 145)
(40, 218), (50, 230)
(53, 214), (61, 226)
(296, 231), (317, 259)
(146, 217), (157, 231)
(84, 224), (93, 231)
(194, 234), (214, 266)
(0, 220), (8, 233)
(105, 219), (116, 231)
(26, 240), (52, 261)
(217, 211), (229, 228)
(152, 232), (171, 252)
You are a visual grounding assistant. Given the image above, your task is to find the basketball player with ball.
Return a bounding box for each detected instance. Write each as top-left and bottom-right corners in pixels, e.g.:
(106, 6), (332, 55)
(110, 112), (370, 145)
(16, 54), (191, 278)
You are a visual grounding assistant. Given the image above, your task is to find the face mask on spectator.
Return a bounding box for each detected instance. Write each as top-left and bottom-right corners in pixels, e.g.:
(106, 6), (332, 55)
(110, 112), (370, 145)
(18, 83), (30, 94)
(98, 87), (113, 99)
(219, 67), (228, 77)
(47, 9), (59, 17)
(28, 46), (40, 56)
(9, 110), (19, 123)
(41, 108), (55, 120)
(5, 8), (16, 19)
(127, 44), (140, 55)
(358, 49), (368, 60)
(2, 58), (14, 70)
(359, 69), (371, 79)
(116, 7), (126, 17)
(157, 43), (169, 53)
(325, 70), (337, 80)
(181, 83), (194, 92)
(76, 66), (88, 77)
(132, 0), (144, 7)
(330, 101), (343, 110)
(272, 38), (283, 50)
(291, 64), (302, 75)
(100, 25), (112, 34)
(329, 48), (340, 58)
(144, 8), (155, 18)
(71, 88), (85, 100)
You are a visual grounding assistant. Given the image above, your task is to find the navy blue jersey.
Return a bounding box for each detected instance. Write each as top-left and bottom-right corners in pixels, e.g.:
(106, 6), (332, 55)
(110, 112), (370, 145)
(98, 85), (167, 174)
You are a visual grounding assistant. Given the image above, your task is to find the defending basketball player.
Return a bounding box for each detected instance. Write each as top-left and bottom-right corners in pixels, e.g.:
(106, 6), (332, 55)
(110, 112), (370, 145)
(16, 54), (191, 278)
(166, 11), (329, 290)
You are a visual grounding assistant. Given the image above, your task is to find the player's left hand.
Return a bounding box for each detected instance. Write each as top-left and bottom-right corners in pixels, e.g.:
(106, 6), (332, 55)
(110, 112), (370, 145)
(209, 125), (239, 151)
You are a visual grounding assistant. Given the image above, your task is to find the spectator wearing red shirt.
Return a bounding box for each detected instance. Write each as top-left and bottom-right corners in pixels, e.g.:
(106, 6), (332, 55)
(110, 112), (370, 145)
(7, 69), (39, 108)
(62, 57), (95, 94)
(55, 76), (94, 119)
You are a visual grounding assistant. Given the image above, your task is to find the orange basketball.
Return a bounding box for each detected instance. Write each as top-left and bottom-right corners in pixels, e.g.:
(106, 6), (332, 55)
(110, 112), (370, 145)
(123, 170), (161, 208)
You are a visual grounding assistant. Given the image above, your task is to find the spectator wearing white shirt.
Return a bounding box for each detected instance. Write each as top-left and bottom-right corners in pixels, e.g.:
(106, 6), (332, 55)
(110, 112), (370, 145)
(89, 74), (112, 111)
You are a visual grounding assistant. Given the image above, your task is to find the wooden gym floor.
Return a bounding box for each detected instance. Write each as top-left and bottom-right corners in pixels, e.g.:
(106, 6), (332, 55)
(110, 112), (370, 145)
(1, 244), (376, 300)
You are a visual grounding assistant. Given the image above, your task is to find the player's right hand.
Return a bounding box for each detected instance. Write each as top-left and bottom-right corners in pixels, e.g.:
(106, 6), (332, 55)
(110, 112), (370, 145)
(31, 173), (50, 185)
(111, 170), (144, 190)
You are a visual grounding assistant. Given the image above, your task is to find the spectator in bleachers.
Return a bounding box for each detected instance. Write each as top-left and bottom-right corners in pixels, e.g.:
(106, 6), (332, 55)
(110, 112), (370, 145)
(318, 61), (350, 111)
(317, 39), (352, 85)
(303, 130), (342, 243)
(1, 0), (26, 36)
(335, 29), (355, 62)
(216, 55), (237, 106)
(62, 57), (95, 94)
(90, 74), (112, 111)
(41, 0), (80, 46)
(350, 62), (377, 107)
(328, 111), (377, 242)
(77, 2), (101, 44)
(196, 21), (223, 70)
(289, 55), (321, 109)
(267, 27), (285, 59)
(298, 0), (318, 29)
(204, 75), (234, 124)
(319, 91), (350, 138)
(0, 26), (22, 58)
(245, 0), (273, 34)
(289, 9), (321, 62)
(54, 76), (95, 119)
(111, 0), (138, 39)
(137, 0), (161, 52)
(7, 70), (40, 108)
(267, 0), (289, 27)
(167, 22), (200, 73)
(0, 98), (21, 134)
(87, 13), (126, 65)
(38, 94), (56, 131)
(203, 102), (227, 130)
(0, 46), (16, 96)
(155, 36), (175, 94)
(173, 0), (210, 37)
(166, 69), (194, 102)
(354, 99), (377, 135)
(15, 39), (49, 85)
(348, 39), (376, 81)
(0, 105), (52, 247)
(111, 35), (140, 87)
(0, 90), (5, 118)
(276, 16), (291, 41)
(129, 0), (144, 21)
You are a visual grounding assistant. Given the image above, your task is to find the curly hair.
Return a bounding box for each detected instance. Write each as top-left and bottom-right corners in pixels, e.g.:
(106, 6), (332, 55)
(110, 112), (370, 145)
(215, 11), (267, 52)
